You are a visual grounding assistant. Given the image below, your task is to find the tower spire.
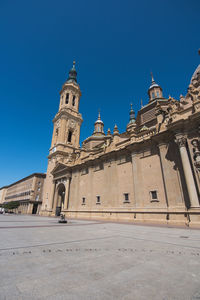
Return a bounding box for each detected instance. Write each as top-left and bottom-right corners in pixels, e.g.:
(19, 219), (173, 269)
(98, 109), (101, 120)
(151, 71), (154, 83)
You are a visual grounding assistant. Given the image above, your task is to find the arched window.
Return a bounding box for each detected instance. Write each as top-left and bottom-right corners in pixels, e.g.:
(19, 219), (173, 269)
(65, 93), (69, 104)
(156, 91), (160, 97)
(72, 95), (76, 106)
(152, 92), (155, 99)
(68, 130), (72, 143)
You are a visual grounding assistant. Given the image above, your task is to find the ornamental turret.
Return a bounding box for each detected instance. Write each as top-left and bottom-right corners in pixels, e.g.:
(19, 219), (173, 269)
(127, 103), (136, 133)
(93, 111), (105, 136)
(148, 72), (163, 102)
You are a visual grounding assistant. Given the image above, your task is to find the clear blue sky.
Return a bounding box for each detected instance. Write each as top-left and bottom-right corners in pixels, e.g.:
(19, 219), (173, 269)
(0, 0), (199, 186)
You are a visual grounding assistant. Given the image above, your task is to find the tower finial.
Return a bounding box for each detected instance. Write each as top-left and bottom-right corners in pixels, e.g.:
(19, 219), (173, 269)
(98, 109), (101, 120)
(151, 71), (154, 83)
(73, 60), (76, 68)
(129, 103), (135, 124)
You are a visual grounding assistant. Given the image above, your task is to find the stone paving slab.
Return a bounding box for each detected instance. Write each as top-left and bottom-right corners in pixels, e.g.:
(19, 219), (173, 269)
(0, 214), (200, 300)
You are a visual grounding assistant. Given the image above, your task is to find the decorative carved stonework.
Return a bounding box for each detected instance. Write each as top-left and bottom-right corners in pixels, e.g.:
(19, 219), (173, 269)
(191, 139), (200, 171)
(175, 136), (187, 148)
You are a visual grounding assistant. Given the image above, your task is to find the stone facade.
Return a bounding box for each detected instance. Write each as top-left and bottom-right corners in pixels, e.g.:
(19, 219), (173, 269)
(40, 60), (200, 227)
(3, 173), (46, 214)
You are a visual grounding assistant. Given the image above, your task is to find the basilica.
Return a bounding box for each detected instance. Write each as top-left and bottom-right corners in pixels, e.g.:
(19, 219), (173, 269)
(40, 58), (200, 227)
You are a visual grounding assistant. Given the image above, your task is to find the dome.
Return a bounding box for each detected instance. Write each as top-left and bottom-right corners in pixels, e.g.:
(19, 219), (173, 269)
(190, 64), (200, 85)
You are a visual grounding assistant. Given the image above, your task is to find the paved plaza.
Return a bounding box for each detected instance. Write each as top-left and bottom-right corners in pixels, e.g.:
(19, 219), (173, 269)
(0, 215), (200, 300)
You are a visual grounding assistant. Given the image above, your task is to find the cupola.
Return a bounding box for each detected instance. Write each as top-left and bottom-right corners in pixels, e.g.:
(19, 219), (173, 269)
(148, 72), (163, 102)
(93, 111), (105, 136)
(66, 61), (77, 83)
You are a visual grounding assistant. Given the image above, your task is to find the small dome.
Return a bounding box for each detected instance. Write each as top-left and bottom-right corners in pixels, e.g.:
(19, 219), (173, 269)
(95, 111), (104, 125)
(148, 72), (160, 91)
(67, 61), (77, 83)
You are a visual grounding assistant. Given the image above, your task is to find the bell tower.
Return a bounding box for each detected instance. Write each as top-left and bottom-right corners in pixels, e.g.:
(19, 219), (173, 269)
(41, 62), (83, 215)
(50, 61), (83, 156)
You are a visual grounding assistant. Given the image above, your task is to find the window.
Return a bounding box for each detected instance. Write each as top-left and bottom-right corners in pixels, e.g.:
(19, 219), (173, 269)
(156, 91), (159, 97)
(68, 131), (72, 143)
(35, 195), (39, 201)
(124, 193), (129, 202)
(152, 92), (155, 99)
(82, 197), (86, 205)
(72, 95), (76, 106)
(37, 187), (40, 191)
(65, 93), (69, 104)
(150, 190), (158, 201)
(96, 196), (101, 204)
(38, 181), (41, 186)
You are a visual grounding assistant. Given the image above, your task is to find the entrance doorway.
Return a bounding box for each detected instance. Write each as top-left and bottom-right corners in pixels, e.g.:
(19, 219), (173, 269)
(55, 183), (66, 216)
(32, 203), (38, 214)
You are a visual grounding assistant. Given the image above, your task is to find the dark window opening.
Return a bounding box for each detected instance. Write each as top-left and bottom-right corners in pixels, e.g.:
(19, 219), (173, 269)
(151, 190), (158, 200)
(96, 196), (101, 204)
(65, 93), (69, 104)
(68, 131), (72, 143)
(72, 95), (76, 106)
(82, 197), (86, 204)
(124, 193), (129, 202)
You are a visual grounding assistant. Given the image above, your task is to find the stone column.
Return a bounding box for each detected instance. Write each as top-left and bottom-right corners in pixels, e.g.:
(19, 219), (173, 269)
(49, 182), (56, 210)
(64, 178), (70, 210)
(175, 136), (200, 208)
(131, 151), (139, 206)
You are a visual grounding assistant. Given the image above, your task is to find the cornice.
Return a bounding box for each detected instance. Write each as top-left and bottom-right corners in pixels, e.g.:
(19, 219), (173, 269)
(53, 108), (83, 124)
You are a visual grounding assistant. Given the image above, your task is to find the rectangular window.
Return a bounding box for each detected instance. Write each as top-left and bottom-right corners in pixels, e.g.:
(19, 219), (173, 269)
(150, 190), (158, 202)
(72, 95), (76, 106)
(68, 131), (72, 143)
(124, 193), (129, 202)
(82, 197), (86, 205)
(65, 93), (69, 104)
(96, 196), (101, 204)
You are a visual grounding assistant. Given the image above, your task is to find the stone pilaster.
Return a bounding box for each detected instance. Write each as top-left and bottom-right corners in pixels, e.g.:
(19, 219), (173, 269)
(64, 178), (70, 210)
(131, 151), (139, 206)
(175, 135), (200, 208)
(49, 182), (56, 210)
